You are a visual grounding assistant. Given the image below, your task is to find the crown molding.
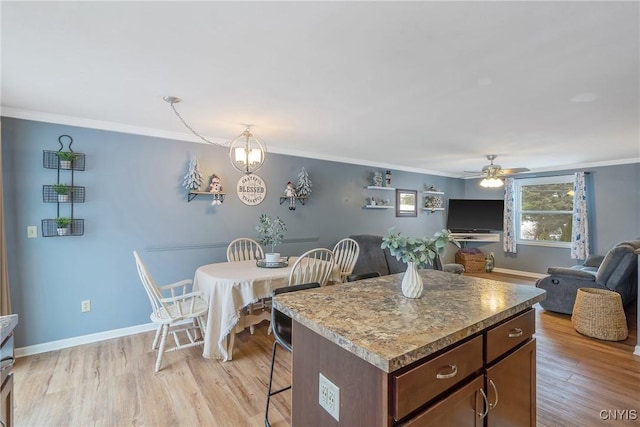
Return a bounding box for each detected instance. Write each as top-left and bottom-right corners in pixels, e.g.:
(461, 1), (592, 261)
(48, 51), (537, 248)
(0, 106), (228, 145)
(1, 106), (461, 176)
(2, 106), (637, 177)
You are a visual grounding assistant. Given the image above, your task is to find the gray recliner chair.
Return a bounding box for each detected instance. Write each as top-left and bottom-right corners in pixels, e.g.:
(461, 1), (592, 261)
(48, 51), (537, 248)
(535, 239), (640, 314)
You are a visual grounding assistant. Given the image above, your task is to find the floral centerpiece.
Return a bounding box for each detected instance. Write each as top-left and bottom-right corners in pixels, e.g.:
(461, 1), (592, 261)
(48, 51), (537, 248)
(381, 228), (458, 298)
(255, 214), (287, 262)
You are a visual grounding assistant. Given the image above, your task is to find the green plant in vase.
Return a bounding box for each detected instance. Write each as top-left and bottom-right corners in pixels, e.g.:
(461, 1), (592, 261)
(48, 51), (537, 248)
(381, 228), (459, 298)
(255, 214), (286, 263)
(56, 151), (78, 169)
(55, 217), (72, 236)
(53, 183), (71, 202)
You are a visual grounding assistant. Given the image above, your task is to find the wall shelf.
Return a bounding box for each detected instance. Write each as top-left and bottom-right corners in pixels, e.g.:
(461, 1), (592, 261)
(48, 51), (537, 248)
(450, 233), (501, 243)
(366, 186), (395, 191)
(42, 185), (85, 203)
(41, 218), (84, 237)
(188, 191), (226, 202)
(279, 196), (308, 206)
(365, 185), (395, 209)
(42, 135), (84, 237)
(423, 188), (445, 213)
(42, 150), (86, 171)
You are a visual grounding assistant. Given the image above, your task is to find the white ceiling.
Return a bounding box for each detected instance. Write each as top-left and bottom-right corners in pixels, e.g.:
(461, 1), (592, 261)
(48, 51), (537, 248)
(2, 1), (639, 177)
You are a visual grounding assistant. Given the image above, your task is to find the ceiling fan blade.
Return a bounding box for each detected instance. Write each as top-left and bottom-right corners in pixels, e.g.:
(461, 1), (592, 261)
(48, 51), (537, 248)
(499, 167), (530, 175)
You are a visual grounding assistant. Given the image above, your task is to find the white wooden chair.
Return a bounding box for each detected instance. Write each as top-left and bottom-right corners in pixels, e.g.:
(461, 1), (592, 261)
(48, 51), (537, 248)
(227, 237), (267, 335)
(289, 248), (335, 286)
(227, 238), (264, 262)
(332, 238), (360, 283)
(133, 251), (208, 372)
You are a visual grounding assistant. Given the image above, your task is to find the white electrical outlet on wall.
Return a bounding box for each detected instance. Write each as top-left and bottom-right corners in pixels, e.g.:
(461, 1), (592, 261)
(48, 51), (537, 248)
(318, 373), (339, 421)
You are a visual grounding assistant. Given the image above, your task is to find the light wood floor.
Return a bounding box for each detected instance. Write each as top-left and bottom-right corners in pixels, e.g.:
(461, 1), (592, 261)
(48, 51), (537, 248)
(12, 273), (639, 427)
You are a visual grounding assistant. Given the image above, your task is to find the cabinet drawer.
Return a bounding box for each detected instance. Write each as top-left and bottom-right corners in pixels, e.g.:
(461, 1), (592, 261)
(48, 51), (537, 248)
(392, 335), (483, 421)
(486, 308), (534, 364)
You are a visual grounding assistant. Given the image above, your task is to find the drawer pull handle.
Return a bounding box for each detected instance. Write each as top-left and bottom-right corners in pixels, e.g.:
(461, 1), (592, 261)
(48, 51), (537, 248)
(477, 388), (489, 419)
(436, 364), (458, 380)
(508, 328), (523, 338)
(489, 379), (499, 410)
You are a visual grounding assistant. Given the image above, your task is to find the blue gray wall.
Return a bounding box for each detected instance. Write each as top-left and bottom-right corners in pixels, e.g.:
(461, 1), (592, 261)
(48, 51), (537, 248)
(2, 117), (639, 348)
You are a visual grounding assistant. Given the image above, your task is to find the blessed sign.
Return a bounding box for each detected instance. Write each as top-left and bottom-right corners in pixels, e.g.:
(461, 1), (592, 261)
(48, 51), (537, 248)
(237, 174), (266, 206)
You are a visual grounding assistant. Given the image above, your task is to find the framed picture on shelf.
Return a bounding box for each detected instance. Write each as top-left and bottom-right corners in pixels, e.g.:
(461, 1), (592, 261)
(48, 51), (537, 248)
(396, 189), (417, 217)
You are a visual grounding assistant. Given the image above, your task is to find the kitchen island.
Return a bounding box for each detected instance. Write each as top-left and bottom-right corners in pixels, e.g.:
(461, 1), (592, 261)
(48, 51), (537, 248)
(273, 269), (546, 426)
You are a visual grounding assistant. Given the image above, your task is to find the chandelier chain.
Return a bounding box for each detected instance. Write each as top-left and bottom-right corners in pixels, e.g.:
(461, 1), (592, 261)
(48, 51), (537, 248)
(167, 100), (228, 147)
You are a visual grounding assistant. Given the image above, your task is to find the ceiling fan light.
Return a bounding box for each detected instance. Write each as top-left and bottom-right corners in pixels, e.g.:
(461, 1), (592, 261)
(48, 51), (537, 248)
(480, 177), (504, 188)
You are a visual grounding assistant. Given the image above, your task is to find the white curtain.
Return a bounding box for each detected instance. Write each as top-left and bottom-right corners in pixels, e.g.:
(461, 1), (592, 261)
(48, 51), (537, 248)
(503, 178), (517, 253)
(571, 172), (590, 260)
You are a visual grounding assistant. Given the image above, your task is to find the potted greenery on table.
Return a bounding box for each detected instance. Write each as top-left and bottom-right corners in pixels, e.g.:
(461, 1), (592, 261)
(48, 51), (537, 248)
(381, 228), (458, 298)
(56, 217), (72, 236)
(255, 214), (286, 263)
(53, 183), (71, 202)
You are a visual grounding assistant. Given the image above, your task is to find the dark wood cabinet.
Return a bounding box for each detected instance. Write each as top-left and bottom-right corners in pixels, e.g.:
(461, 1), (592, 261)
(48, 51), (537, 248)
(486, 339), (536, 427)
(400, 376), (485, 427)
(0, 372), (13, 427)
(291, 308), (537, 426)
(0, 329), (15, 427)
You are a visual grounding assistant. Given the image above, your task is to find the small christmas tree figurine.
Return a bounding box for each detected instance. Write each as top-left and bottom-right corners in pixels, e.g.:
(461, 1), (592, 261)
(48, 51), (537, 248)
(295, 167), (312, 197)
(182, 157), (203, 191)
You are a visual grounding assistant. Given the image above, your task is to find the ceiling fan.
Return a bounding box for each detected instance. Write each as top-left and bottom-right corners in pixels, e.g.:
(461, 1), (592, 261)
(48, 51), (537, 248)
(466, 154), (530, 177)
(465, 155), (530, 187)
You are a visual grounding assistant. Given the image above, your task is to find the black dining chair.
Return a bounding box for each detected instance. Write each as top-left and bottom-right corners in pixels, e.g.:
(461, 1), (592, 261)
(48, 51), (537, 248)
(265, 282), (321, 427)
(346, 271), (381, 282)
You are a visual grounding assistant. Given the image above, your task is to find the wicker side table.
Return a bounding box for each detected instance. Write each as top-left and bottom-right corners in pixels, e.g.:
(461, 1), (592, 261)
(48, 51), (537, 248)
(571, 288), (628, 341)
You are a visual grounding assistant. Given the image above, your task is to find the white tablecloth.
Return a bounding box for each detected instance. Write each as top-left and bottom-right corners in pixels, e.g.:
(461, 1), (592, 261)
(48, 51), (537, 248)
(193, 258), (298, 361)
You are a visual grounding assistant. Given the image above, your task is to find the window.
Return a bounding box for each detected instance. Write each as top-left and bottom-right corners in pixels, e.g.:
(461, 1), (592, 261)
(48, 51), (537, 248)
(514, 176), (573, 247)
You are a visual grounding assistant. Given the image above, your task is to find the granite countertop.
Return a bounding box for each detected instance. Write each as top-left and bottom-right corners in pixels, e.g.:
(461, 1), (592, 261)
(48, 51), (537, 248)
(273, 270), (546, 373)
(0, 314), (18, 344)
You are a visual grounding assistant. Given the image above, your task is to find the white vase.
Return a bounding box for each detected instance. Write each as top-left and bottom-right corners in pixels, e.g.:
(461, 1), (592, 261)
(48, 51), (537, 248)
(59, 160), (72, 169)
(58, 194), (69, 203)
(401, 262), (423, 298)
(57, 227), (69, 236)
(265, 253), (280, 263)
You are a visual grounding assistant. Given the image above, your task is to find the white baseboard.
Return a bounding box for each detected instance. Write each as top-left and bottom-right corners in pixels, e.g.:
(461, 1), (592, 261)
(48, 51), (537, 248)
(492, 267), (545, 279)
(15, 322), (158, 358)
(634, 346), (640, 357)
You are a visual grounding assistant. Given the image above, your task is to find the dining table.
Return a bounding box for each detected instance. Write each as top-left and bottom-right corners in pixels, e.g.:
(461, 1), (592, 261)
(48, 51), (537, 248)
(192, 257), (339, 361)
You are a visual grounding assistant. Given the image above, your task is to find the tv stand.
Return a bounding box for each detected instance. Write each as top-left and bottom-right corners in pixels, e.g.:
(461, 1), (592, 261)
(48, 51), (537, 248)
(451, 232), (500, 243)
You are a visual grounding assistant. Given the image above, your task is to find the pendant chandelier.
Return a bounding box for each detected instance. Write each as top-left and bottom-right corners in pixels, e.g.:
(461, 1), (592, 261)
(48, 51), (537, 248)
(164, 96), (266, 174)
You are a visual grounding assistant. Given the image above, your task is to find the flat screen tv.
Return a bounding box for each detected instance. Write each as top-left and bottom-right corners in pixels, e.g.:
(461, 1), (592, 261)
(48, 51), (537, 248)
(446, 199), (504, 233)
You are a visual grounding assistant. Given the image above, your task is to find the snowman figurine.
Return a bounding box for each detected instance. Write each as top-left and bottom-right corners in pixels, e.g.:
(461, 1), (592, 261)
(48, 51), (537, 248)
(208, 174), (223, 206)
(285, 181), (297, 210)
